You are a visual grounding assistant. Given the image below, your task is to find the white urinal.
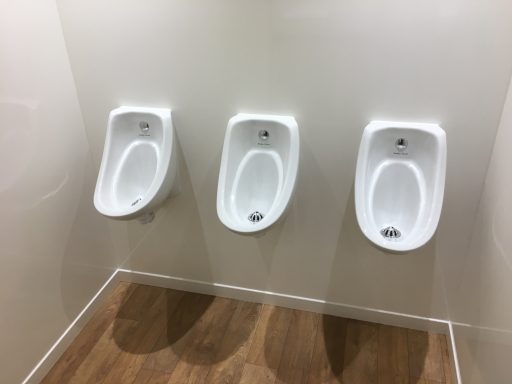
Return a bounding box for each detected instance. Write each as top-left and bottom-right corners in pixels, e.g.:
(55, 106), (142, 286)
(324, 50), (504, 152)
(94, 106), (179, 223)
(355, 121), (446, 252)
(217, 113), (300, 233)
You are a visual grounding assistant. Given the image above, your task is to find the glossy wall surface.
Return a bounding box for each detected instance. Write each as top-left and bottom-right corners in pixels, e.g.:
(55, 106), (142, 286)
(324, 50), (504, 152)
(450, 78), (512, 383)
(56, 0), (512, 322)
(0, 0), (119, 382)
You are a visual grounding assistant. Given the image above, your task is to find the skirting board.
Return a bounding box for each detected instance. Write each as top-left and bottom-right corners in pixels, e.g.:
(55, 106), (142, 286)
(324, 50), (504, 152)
(117, 268), (449, 334)
(21, 269), (122, 384)
(22, 268), (461, 384)
(120, 268), (460, 383)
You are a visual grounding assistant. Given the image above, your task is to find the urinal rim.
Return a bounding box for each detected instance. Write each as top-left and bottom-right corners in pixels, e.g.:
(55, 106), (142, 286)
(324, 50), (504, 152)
(94, 106), (175, 220)
(216, 113), (300, 233)
(354, 120), (446, 252)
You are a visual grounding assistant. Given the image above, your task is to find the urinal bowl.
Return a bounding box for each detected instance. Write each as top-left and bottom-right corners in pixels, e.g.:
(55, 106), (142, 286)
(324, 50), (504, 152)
(355, 121), (446, 252)
(217, 113), (300, 233)
(94, 107), (179, 222)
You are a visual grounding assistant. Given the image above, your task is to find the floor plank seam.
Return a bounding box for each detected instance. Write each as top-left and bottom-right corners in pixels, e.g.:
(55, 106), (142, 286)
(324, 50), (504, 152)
(41, 283), (455, 384)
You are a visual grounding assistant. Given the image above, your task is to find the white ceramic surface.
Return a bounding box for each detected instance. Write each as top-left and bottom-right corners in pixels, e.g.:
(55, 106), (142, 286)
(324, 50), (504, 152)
(355, 121), (446, 252)
(94, 107), (179, 221)
(217, 113), (299, 233)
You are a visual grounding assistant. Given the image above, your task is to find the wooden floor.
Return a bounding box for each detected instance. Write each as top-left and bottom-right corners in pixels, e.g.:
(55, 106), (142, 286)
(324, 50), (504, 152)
(43, 283), (454, 384)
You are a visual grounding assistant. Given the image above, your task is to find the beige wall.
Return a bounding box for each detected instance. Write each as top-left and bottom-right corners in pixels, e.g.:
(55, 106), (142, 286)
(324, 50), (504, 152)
(55, 0), (512, 322)
(450, 78), (512, 383)
(0, 0), (120, 382)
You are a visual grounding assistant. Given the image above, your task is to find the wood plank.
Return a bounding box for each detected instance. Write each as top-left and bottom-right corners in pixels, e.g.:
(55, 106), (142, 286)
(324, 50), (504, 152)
(307, 315), (348, 384)
(116, 283), (164, 321)
(239, 363), (276, 384)
(143, 292), (215, 373)
(41, 282), (137, 383)
(275, 309), (319, 384)
(101, 289), (185, 383)
(44, 283), (453, 384)
(246, 305), (293, 370)
(133, 368), (172, 384)
(166, 297), (238, 383)
(408, 329), (444, 383)
(341, 320), (378, 384)
(409, 378), (444, 384)
(439, 334), (454, 384)
(378, 324), (409, 384)
(68, 285), (164, 383)
(205, 301), (262, 384)
(67, 318), (138, 384)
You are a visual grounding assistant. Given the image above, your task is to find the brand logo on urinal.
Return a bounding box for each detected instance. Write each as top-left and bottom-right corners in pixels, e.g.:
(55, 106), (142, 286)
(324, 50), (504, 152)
(393, 137), (408, 155)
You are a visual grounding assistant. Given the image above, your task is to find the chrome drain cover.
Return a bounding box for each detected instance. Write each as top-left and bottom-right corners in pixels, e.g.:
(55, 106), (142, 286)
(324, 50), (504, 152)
(248, 211), (264, 223)
(380, 226), (401, 239)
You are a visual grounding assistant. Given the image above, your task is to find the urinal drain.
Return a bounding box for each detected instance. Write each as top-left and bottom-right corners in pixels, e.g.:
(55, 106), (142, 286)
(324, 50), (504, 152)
(248, 211), (264, 223)
(380, 226), (401, 239)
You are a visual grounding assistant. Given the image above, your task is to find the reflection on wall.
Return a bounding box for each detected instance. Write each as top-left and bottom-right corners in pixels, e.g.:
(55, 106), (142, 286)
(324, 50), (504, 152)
(451, 78), (512, 383)
(0, 0), (119, 382)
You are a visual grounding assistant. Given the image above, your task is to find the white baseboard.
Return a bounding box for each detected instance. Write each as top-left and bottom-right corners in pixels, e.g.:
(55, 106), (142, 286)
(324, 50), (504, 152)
(448, 321), (463, 384)
(117, 268), (450, 334)
(22, 268), (461, 384)
(21, 269), (122, 384)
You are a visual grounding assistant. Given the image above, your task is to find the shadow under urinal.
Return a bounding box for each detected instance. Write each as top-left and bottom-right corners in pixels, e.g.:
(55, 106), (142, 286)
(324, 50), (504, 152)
(329, 183), (439, 307)
(111, 286), (212, 355)
(111, 287), (261, 366)
(311, 183), (438, 382)
(254, 214), (287, 271)
(314, 314), (435, 383)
